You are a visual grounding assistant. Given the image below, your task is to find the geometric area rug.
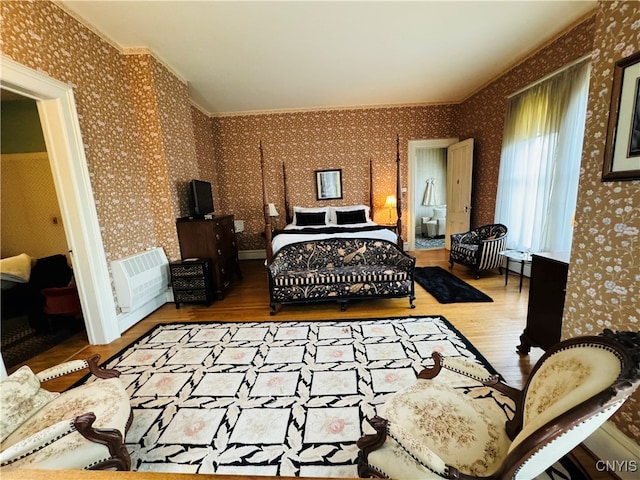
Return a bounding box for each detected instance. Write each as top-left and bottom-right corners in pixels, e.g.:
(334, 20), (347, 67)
(88, 316), (584, 479)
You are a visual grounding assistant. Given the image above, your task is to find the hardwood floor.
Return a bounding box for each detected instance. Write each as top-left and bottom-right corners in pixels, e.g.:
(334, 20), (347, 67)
(18, 248), (542, 388)
(6, 248), (614, 479)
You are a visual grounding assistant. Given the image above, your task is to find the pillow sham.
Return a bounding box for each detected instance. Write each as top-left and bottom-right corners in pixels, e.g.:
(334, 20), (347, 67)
(295, 211), (328, 226)
(293, 206), (329, 226)
(335, 209), (367, 225)
(329, 205), (371, 224)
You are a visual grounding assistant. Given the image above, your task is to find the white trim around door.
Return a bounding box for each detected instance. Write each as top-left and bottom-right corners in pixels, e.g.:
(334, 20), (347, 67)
(0, 56), (120, 377)
(407, 138), (458, 251)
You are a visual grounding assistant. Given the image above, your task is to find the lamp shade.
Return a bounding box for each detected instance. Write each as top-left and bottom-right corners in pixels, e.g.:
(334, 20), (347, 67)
(384, 195), (397, 209)
(268, 203), (279, 217)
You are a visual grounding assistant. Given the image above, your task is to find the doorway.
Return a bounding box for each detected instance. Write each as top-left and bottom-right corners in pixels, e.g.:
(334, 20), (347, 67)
(407, 139), (458, 251)
(0, 57), (120, 376)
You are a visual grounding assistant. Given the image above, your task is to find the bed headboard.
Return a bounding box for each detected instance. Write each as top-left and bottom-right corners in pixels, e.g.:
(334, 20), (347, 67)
(260, 136), (403, 260)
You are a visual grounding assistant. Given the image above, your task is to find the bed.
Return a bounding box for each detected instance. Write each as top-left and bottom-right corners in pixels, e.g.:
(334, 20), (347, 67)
(259, 136), (405, 261)
(271, 205), (398, 256)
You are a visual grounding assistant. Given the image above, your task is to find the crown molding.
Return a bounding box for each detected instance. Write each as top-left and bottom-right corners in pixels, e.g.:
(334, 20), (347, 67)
(208, 99), (460, 119)
(52, 1), (187, 86)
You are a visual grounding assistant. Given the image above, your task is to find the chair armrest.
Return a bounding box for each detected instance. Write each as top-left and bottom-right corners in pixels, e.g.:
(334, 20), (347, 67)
(387, 420), (449, 477)
(418, 352), (494, 382)
(480, 234), (507, 245)
(0, 413), (129, 471)
(418, 352), (522, 402)
(36, 355), (120, 383)
(0, 418), (76, 466)
(450, 232), (464, 244)
(441, 355), (496, 382)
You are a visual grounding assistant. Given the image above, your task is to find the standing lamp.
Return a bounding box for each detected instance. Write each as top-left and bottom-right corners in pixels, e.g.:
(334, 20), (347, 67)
(268, 203), (280, 230)
(384, 195), (397, 225)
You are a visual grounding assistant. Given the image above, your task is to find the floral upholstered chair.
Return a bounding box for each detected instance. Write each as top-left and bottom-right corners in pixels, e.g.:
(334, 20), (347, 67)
(0, 355), (132, 470)
(357, 330), (640, 480)
(449, 224), (507, 278)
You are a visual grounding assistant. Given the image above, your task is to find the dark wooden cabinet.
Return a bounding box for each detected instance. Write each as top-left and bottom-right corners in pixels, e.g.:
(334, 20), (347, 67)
(170, 258), (214, 308)
(517, 252), (570, 354)
(176, 215), (242, 299)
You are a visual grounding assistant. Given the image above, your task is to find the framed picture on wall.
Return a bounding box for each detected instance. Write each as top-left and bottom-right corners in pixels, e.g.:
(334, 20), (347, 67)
(315, 169), (343, 200)
(602, 50), (640, 181)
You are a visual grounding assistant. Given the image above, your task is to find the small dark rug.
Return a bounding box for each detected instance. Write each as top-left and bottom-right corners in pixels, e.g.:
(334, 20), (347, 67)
(414, 266), (493, 303)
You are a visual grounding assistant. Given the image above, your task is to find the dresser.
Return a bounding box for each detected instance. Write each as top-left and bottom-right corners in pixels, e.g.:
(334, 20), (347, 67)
(175, 215), (242, 299)
(170, 258), (214, 308)
(517, 252), (570, 354)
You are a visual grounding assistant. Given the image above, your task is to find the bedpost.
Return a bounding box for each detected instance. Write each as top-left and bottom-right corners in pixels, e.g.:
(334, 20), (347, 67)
(369, 158), (374, 215)
(396, 134), (404, 250)
(283, 162), (293, 225)
(260, 141), (274, 262)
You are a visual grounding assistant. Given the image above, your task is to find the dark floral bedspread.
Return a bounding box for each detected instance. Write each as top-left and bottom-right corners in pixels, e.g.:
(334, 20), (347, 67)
(267, 238), (415, 307)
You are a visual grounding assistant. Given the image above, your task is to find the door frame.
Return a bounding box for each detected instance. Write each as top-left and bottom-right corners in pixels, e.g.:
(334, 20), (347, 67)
(407, 138), (458, 251)
(0, 56), (120, 375)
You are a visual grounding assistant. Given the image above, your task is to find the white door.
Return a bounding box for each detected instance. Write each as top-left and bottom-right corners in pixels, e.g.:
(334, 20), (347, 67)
(445, 139), (474, 249)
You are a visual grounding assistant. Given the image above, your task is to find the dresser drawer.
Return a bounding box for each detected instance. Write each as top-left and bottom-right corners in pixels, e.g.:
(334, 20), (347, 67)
(172, 276), (206, 290)
(174, 289), (209, 303)
(171, 263), (206, 277)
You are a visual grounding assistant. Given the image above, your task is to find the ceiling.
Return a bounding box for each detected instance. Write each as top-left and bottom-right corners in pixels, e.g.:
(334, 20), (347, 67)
(58, 1), (597, 116)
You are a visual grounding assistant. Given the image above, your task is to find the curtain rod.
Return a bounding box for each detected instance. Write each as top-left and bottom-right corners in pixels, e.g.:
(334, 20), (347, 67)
(507, 53), (591, 99)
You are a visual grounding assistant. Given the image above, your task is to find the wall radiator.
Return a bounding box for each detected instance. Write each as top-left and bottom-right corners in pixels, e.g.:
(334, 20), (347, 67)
(111, 248), (169, 312)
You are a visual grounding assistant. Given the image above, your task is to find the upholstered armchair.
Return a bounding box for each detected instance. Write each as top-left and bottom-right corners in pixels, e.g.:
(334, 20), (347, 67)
(0, 355), (132, 470)
(421, 206), (446, 238)
(357, 330), (640, 480)
(449, 223), (507, 278)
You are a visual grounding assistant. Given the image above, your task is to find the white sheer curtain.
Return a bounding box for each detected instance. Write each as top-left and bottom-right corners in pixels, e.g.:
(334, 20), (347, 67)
(494, 60), (590, 253)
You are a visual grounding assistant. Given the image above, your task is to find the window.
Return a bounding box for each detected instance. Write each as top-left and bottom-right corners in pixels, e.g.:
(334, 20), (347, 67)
(494, 59), (591, 253)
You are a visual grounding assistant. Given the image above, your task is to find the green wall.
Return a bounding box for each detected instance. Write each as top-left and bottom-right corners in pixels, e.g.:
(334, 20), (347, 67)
(1, 99), (46, 153)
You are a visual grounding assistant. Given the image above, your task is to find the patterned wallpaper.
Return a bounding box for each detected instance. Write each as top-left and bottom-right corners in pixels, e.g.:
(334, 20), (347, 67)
(191, 105), (222, 213)
(147, 56), (200, 260)
(211, 106), (457, 249)
(563, 1), (640, 443)
(1, 1), (158, 264)
(0, 1), (197, 264)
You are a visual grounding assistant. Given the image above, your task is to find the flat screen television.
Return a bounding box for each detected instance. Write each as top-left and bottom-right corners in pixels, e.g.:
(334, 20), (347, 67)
(190, 179), (214, 217)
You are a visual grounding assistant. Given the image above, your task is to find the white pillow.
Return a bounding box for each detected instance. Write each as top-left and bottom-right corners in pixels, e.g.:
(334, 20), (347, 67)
(0, 366), (58, 441)
(292, 206), (330, 226)
(329, 205), (371, 224)
(433, 207), (446, 219)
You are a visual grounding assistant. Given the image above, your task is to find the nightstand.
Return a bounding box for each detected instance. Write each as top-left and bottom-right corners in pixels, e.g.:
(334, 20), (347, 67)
(170, 258), (214, 308)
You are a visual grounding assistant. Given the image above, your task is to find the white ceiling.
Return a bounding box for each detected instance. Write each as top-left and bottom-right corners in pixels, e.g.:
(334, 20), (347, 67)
(58, 1), (597, 116)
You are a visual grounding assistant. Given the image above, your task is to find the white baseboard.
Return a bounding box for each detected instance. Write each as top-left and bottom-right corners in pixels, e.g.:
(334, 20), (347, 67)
(239, 249), (266, 260)
(117, 291), (168, 334)
(583, 421), (640, 479)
